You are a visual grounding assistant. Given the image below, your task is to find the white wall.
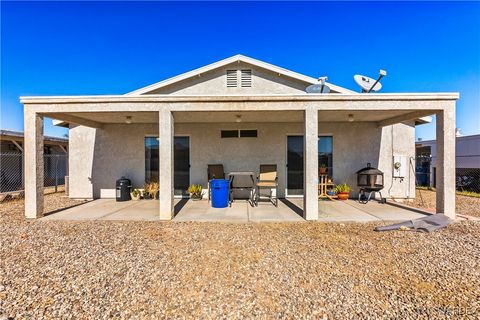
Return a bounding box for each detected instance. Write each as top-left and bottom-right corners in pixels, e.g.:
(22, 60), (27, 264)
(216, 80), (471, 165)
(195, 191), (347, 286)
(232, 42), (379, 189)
(68, 121), (415, 200)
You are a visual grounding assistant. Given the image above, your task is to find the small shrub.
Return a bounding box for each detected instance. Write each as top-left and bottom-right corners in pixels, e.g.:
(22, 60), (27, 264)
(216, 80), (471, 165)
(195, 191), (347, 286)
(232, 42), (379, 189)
(335, 183), (351, 193)
(188, 184), (203, 199)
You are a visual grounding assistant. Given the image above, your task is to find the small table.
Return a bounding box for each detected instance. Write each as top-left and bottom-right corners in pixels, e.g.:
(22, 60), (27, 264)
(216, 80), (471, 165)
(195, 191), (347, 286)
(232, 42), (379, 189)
(318, 174), (337, 200)
(227, 171), (256, 204)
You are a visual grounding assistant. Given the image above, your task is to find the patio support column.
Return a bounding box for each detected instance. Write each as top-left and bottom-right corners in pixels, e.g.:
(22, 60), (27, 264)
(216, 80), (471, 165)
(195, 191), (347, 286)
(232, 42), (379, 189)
(24, 109), (44, 219)
(159, 110), (174, 220)
(304, 107), (319, 220)
(435, 105), (456, 219)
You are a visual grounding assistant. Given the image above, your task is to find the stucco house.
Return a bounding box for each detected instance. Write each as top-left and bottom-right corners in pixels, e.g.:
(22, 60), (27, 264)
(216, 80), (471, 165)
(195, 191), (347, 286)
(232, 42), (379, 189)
(21, 54), (458, 220)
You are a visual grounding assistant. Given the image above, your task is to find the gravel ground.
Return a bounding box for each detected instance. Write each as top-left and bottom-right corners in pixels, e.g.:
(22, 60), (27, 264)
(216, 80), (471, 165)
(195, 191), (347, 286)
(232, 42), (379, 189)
(0, 195), (479, 319)
(411, 189), (480, 218)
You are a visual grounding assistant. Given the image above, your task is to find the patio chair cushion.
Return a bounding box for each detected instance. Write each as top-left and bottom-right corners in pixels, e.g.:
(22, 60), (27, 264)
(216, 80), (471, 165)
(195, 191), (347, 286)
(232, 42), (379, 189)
(257, 181), (277, 187)
(259, 165), (277, 182)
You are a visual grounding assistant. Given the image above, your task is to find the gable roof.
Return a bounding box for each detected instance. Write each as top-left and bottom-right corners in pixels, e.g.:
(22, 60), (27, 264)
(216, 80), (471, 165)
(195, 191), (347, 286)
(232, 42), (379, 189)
(126, 54), (356, 95)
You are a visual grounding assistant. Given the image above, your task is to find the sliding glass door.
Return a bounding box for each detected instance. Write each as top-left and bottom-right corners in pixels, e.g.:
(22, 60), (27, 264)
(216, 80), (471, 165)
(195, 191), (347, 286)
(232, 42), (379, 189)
(286, 135), (333, 196)
(173, 137), (190, 197)
(286, 136), (304, 196)
(145, 136), (190, 197)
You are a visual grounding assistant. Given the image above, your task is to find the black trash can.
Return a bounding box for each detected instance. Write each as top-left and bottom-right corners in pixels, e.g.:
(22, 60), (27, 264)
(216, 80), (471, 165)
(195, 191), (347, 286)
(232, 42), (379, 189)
(116, 177), (132, 202)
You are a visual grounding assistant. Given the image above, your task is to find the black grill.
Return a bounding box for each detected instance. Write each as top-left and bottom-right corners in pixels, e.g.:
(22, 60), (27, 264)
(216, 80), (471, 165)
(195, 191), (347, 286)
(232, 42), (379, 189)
(356, 163), (385, 204)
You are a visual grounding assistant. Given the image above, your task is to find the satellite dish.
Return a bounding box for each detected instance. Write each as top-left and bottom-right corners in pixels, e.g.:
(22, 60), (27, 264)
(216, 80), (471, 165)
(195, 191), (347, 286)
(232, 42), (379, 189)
(306, 84), (331, 94)
(354, 69), (387, 93)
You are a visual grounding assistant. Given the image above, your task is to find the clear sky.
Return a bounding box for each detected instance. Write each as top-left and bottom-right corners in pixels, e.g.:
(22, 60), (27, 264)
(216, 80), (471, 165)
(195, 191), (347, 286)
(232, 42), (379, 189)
(1, 1), (479, 139)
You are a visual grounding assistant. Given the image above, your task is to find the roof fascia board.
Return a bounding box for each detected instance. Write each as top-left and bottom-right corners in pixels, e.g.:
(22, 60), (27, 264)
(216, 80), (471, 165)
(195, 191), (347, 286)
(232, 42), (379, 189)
(21, 92), (460, 104)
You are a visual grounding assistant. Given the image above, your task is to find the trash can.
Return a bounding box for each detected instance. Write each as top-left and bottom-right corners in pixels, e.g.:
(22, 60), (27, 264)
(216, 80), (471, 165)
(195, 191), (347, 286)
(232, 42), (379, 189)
(116, 177), (132, 202)
(211, 179), (229, 208)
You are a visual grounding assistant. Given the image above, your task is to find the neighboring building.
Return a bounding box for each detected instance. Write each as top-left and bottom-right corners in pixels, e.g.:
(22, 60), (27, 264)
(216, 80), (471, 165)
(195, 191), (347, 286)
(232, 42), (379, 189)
(0, 130), (68, 193)
(20, 54), (458, 219)
(1, 129), (67, 154)
(416, 134), (480, 191)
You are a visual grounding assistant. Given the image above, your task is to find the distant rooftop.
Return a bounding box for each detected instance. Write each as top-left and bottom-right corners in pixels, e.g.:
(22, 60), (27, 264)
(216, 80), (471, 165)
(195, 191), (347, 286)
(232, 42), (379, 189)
(1, 129), (68, 144)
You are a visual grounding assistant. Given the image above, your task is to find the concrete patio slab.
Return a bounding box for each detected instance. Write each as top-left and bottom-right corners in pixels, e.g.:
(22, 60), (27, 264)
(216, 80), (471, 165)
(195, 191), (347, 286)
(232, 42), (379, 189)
(346, 200), (426, 221)
(42, 198), (428, 223)
(42, 199), (140, 221)
(249, 200), (304, 222)
(100, 200), (159, 221)
(174, 200), (249, 222)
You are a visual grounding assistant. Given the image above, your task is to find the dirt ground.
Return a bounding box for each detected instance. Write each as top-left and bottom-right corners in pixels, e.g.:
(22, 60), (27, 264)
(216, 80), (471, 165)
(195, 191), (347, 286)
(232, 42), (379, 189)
(0, 193), (479, 319)
(411, 189), (480, 218)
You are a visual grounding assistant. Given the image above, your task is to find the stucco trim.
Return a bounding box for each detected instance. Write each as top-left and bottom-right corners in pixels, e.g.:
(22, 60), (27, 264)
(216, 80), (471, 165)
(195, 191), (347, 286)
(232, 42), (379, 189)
(21, 93), (459, 104)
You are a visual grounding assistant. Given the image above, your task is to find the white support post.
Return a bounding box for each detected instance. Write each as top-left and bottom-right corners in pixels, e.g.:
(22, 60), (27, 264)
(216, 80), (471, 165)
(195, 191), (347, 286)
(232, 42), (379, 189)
(24, 109), (44, 219)
(159, 110), (174, 220)
(304, 107), (319, 220)
(436, 106), (456, 219)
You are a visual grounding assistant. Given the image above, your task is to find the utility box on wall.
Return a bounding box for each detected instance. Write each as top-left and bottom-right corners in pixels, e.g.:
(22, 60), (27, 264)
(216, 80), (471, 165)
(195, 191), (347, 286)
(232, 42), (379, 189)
(393, 155), (408, 178)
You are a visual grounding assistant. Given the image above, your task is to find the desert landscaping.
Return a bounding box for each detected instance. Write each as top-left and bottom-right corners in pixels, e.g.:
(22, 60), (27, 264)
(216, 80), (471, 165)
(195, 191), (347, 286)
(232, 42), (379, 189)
(0, 193), (479, 318)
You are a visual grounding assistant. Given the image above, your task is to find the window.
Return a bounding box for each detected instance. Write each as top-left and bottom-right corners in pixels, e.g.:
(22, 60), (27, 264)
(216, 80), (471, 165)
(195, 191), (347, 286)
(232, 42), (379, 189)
(239, 130), (257, 137)
(221, 130), (257, 138)
(226, 70), (238, 87)
(145, 137), (159, 182)
(226, 69), (252, 87)
(319, 136), (333, 177)
(221, 130), (239, 138)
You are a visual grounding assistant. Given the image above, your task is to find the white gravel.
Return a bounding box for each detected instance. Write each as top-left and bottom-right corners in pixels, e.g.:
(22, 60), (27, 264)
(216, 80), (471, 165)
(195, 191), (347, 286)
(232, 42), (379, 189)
(0, 194), (479, 319)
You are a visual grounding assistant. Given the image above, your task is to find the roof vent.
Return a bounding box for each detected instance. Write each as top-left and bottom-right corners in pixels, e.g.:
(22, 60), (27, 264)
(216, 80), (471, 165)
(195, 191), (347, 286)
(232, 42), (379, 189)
(226, 70), (238, 87)
(240, 69), (252, 87)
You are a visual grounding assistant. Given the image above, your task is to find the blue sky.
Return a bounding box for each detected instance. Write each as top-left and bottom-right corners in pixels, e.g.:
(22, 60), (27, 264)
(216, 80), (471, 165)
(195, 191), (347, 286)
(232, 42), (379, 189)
(1, 1), (479, 139)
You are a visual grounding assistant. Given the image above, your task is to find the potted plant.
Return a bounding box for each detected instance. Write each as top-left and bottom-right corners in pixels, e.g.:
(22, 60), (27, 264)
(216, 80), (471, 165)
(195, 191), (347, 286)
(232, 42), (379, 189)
(319, 164), (328, 175)
(149, 182), (160, 200)
(335, 183), (351, 200)
(143, 183), (152, 199)
(130, 188), (141, 201)
(188, 184), (203, 200)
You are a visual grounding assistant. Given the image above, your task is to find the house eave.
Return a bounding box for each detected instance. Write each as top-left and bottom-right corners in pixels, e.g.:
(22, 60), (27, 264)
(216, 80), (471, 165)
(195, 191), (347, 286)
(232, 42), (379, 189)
(21, 92), (460, 104)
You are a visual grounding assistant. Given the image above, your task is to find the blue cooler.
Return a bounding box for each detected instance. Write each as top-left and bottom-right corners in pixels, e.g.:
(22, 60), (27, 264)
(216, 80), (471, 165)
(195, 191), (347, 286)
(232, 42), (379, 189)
(211, 179), (230, 208)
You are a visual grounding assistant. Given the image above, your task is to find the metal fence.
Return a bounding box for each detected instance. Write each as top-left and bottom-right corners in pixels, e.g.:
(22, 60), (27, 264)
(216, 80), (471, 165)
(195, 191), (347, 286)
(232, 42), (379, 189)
(0, 152), (68, 194)
(415, 155), (480, 193)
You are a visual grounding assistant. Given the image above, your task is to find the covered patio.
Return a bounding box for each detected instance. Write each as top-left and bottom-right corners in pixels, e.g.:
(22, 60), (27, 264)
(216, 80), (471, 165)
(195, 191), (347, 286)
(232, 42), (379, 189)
(42, 198), (428, 223)
(22, 94), (458, 221)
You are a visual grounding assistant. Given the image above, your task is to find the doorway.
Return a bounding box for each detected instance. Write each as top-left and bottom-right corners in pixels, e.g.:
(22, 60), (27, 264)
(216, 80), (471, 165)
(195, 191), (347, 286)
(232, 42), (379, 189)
(144, 136), (190, 197)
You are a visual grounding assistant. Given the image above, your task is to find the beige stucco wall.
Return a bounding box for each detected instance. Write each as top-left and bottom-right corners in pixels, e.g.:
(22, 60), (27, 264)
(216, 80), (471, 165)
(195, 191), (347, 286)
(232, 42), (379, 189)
(146, 62), (310, 95)
(68, 120), (415, 200)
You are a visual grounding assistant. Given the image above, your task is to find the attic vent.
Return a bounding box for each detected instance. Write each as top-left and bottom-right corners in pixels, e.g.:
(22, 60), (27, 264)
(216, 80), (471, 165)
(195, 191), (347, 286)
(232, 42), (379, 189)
(240, 69), (252, 87)
(226, 70), (238, 87)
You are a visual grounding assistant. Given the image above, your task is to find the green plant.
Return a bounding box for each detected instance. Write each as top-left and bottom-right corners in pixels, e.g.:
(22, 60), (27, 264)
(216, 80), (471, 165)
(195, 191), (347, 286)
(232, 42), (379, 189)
(131, 189), (140, 197)
(320, 163), (327, 168)
(188, 184), (203, 199)
(143, 183), (151, 197)
(335, 183), (351, 193)
(149, 182), (160, 199)
(144, 182), (159, 199)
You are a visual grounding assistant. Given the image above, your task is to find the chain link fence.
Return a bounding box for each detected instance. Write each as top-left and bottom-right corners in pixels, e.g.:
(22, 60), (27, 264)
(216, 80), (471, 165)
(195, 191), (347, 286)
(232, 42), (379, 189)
(0, 152), (68, 195)
(415, 155), (480, 193)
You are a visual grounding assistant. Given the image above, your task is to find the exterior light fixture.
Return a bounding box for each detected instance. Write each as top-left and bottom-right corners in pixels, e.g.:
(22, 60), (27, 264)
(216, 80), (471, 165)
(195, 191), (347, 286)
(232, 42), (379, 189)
(235, 115), (242, 123)
(125, 116), (132, 124)
(348, 114), (354, 122)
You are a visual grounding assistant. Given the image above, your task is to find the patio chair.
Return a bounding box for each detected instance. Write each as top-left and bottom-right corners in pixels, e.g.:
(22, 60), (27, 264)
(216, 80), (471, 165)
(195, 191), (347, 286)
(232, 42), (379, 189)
(255, 164), (278, 207)
(207, 164), (225, 201)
